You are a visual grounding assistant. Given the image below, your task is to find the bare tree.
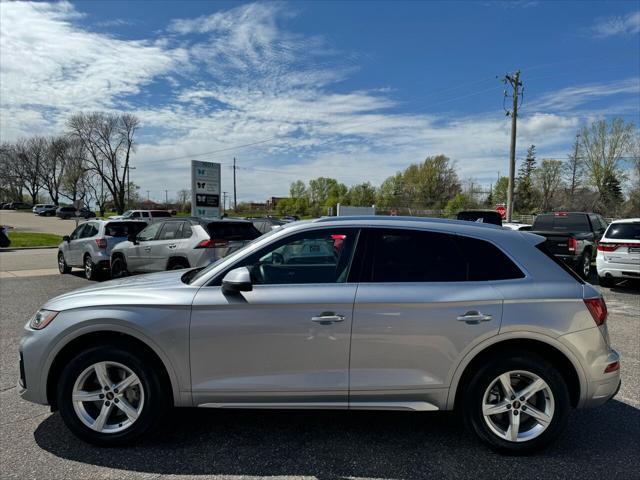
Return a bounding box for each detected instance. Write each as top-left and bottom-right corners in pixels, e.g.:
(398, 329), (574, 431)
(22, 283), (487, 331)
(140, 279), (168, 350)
(39, 136), (71, 206)
(67, 112), (139, 214)
(563, 135), (583, 209)
(14, 137), (47, 205)
(0, 143), (24, 201)
(580, 118), (635, 203)
(177, 189), (191, 212)
(535, 159), (563, 212)
(59, 140), (90, 205)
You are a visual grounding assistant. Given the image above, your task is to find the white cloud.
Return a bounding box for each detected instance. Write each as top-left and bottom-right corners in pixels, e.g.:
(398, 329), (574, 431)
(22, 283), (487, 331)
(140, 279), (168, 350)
(0, 1), (187, 139)
(0, 1), (636, 203)
(591, 10), (640, 38)
(532, 78), (640, 112)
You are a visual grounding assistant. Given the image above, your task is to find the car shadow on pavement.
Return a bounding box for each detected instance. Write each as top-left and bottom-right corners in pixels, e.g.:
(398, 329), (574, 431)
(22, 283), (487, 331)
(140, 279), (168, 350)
(33, 399), (639, 479)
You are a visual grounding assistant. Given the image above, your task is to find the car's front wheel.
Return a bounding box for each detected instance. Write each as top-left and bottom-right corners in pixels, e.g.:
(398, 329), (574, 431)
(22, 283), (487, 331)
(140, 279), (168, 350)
(58, 252), (71, 274)
(57, 345), (169, 446)
(110, 256), (129, 278)
(463, 352), (570, 454)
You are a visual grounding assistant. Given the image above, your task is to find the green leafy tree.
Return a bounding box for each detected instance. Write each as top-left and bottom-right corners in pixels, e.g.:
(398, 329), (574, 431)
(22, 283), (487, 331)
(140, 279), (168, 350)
(516, 145), (538, 213)
(492, 177), (509, 204)
(535, 159), (563, 212)
(347, 182), (377, 206)
(444, 193), (475, 217)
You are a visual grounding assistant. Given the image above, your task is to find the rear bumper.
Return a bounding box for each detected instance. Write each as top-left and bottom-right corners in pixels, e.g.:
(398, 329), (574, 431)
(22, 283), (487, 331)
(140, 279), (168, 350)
(596, 258), (640, 279)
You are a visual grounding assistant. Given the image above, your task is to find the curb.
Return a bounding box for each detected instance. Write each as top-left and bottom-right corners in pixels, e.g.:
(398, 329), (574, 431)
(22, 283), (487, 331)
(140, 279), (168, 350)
(0, 246), (59, 251)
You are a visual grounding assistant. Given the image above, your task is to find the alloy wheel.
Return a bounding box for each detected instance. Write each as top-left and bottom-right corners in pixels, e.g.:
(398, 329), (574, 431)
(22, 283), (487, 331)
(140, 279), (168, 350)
(58, 253), (66, 273)
(482, 370), (555, 443)
(84, 257), (93, 279)
(583, 255), (591, 278)
(71, 361), (145, 434)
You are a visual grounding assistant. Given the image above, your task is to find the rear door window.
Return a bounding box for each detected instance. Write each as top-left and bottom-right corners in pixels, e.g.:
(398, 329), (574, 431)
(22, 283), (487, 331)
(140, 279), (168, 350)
(605, 222), (640, 240)
(137, 222), (162, 241)
(158, 222), (184, 240)
(81, 223), (99, 238)
(367, 229), (467, 282)
(364, 228), (524, 282)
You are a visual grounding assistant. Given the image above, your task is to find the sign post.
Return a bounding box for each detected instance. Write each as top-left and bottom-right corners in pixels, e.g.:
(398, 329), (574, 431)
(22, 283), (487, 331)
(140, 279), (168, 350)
(191, 161), (221, 218)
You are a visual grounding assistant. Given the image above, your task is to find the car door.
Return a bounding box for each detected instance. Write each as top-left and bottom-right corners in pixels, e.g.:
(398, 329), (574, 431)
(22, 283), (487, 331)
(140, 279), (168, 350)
(190, 227), (360, 408)
(65, 224), (87, 266)
(78, 222), (100, 259)
(349, 228), (510, 409)
(127, 222), (163, 273)
(151, 221), (185, 270)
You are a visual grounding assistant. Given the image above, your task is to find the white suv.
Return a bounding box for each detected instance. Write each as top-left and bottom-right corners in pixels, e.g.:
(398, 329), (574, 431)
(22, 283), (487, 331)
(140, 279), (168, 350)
(596, 218), (640, 287)
(108, 210), (172, 223)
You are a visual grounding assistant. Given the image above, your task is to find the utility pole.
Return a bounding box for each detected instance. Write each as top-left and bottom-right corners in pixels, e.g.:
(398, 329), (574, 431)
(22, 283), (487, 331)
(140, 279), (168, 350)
(503, 70), (523, 222)
(122, 164), (136, 208)
(568, 133), (581, 209)
(233, 157), (237, 210)
(223, 191), (228, 212)
(165, 190), (169, 208)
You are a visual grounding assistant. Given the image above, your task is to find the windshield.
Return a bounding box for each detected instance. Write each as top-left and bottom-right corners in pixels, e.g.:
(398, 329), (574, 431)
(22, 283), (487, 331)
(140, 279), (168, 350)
(121, 210), (133, 218)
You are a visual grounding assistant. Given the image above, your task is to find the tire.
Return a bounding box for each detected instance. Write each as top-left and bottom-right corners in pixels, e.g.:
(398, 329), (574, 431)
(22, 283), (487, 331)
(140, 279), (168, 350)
(58, 252), (71, 274)
(579, 251), (592, 280)
(167, 258), (189, 271)
(598, 275), (614, 288)
(84, 254), (99, 281)
(56, 344), (169, 446)
(462, 351), (570, 454)
(110, 256), (129, 279)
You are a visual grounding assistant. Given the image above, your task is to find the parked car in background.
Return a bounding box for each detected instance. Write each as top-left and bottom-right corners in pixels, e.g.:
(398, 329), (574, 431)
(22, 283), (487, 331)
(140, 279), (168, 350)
(36, 204), (58, 216)
(20, 217), (620, 453)
(110, 217), (261, 277)
(56, 206), (96, 219)
(596, 218), (640, 287)
(457, 210), (503, 226)
(33, 204), (45, 213)
(108, 210), (172, 222)
(503, 222), (532, 231)
(530, 212), (608, 279)
(57, 220), (148, 280)
(248, 216), (286, 234)
(0, 225), (10, 248)
(6, 201), (32, 210)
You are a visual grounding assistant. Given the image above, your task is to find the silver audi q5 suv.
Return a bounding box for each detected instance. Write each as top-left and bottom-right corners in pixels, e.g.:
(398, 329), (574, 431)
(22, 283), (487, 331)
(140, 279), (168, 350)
(19, 217), (621, 453)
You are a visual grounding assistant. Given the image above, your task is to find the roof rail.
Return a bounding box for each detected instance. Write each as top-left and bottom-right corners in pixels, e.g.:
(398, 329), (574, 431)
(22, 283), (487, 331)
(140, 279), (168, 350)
(312, 215), (503, 229)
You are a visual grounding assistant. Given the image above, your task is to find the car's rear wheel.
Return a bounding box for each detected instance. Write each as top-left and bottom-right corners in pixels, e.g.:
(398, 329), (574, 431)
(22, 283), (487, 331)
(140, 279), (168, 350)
(57, 345), (169, 446)
(579, 251), (592, 279)
(463, 352), (570, 454)
(84, 255), (98, 280)
(167, 258), (189, 270)
(110, 257), (129, 278)
(58, 252), (71, 274)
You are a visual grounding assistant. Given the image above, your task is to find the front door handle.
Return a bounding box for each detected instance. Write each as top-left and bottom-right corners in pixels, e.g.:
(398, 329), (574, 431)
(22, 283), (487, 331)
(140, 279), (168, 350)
(144, 247), (152, 252)
(457, 311), (492, 325)
(311, 312), (345, 325)
(168, 244), (177, 249)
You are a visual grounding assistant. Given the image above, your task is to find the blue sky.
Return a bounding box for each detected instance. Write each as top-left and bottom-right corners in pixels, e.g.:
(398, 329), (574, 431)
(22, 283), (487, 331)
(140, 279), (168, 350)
(1, 1), (639, 202)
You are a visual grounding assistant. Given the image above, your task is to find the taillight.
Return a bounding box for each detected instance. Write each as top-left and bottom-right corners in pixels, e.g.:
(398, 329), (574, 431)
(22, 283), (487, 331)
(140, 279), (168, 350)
(598, 243), (636, 252)
(604, 361), (619, 373)
(584, 297), (607, 326)
(95, 238), (107, 249)
(195, 239), (229, 249)
(567, 237), (577, 252)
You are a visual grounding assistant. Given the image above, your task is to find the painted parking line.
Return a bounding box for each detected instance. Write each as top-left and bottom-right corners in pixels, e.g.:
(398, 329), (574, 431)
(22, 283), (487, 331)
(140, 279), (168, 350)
(0, 268), (60, 279)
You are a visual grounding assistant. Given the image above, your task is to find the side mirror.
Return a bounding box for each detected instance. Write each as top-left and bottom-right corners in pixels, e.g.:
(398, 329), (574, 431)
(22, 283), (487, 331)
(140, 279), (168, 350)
(63, 235), (70, 243)
(222, 267), (253, 294)
(128, 233), (138, 244)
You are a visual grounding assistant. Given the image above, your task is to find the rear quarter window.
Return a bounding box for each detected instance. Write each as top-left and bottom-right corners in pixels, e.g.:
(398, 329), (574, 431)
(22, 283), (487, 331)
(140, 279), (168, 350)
(455, 235), (525, 281)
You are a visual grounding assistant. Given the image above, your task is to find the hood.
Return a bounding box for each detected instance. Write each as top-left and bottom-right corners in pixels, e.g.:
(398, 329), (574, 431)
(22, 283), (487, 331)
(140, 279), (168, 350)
(43, 270), (199, 311)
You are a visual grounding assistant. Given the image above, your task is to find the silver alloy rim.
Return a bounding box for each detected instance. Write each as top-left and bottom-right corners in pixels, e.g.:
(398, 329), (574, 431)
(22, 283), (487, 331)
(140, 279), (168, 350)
(58, 254), (65, 272)
(85, 258), (92, 278)
(482, 370), (554, 443)
(72, 361), (145, 434)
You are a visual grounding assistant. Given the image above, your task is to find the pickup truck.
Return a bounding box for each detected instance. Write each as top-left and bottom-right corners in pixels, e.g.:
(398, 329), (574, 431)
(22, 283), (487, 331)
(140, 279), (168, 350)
(529, 212), (608, 279)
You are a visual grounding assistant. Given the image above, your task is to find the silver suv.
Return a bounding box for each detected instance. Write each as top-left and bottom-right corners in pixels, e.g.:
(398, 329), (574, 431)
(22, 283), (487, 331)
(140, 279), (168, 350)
(57, 220), (148, 280)
(110, 217), (261, 277)
(20, 217), (620, 453)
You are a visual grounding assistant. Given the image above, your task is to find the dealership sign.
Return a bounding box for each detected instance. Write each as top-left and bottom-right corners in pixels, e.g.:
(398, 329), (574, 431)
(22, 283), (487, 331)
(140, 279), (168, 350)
(191, 160), (221, 218)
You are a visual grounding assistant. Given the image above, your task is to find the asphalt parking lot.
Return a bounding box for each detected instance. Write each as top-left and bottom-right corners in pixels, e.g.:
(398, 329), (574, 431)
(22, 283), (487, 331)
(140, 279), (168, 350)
(0, 270), (638, 479)
(0, 210), (88, 237)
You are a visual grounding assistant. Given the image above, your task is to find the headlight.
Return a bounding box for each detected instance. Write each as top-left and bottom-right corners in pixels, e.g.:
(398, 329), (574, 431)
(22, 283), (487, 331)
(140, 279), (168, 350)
(30, 309), (59, 330)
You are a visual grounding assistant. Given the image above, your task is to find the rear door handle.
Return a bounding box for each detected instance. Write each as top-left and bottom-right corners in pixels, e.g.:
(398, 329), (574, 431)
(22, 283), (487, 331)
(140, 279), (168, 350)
(168, 244), (177, 249)
(311, 312), (345, 325)
(457, 311), (492, 325)
(144, 247), (152, 252)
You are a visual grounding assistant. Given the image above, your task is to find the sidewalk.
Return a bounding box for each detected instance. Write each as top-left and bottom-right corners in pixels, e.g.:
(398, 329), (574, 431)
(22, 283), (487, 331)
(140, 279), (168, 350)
(0, 248), (59, 278)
